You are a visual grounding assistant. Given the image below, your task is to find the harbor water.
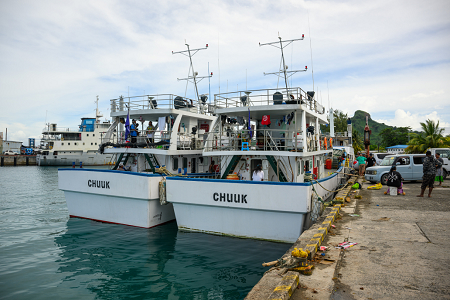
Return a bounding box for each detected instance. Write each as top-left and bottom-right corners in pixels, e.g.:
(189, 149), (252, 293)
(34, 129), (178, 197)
(0, 166), (289, 299)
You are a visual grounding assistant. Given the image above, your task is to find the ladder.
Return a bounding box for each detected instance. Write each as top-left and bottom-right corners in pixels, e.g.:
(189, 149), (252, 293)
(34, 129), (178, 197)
(144, 154), (160, 173)
(266, 155), (288, 182)
(112, 153), (130, 170)
(221, 155), (242, 179)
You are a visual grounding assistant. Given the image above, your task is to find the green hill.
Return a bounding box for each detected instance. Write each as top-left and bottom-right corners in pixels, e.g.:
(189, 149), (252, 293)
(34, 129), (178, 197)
(350, 110), (391, 146)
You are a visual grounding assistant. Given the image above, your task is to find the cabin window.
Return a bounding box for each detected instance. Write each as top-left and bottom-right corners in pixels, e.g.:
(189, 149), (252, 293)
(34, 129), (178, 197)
(93, 134), (95, 137)
(183, 157), (188, 169)
(173, 158), (179, 171)
(95, 143), (97, 145)
(83, 143), (85, 145)
(74, 143), (77, 145)
(61, 143), (64, 145)
(87, 134), (89, 136)
(91, 143), (93, 145)
(68, 143), (70, 145)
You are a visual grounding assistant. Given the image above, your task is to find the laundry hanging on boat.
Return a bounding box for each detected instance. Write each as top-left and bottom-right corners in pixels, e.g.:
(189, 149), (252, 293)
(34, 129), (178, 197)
(158, 116), (166, 132)
(261, 115), (271, 125)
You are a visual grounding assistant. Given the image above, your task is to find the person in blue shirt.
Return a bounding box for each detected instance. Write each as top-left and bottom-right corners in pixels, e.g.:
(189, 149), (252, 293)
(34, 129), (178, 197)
(130, 119), (138, 143)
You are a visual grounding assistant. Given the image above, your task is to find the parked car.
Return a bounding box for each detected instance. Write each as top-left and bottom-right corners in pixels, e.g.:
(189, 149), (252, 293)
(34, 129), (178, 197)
(365, 154), (426, 185)
(3, 150), (18, 155)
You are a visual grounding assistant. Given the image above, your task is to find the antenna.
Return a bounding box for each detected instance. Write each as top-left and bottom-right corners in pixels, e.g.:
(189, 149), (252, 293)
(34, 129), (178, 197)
(259, 35), (307, 98)
(173, 42), (212, 101)
(327, 80), (330, 109)
(308, 15), (315, 90)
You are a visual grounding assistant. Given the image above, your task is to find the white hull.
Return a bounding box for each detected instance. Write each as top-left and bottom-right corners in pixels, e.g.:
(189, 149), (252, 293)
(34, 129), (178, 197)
(58, 169), (175, 228)
(38, 153), (114, 166)
(166, 170), (342, 243)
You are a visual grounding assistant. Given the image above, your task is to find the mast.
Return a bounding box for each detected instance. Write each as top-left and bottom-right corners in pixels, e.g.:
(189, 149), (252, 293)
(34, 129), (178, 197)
(260, 35), (307, 98)
(173, 42), (212, 102)
(95, 95), (103, 123)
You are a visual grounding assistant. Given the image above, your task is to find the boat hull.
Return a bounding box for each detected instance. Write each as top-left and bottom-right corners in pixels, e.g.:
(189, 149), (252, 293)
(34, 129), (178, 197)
(58, 169), (175, 228)
(38, 153), (114, 166)
(166, 170), (342, 243)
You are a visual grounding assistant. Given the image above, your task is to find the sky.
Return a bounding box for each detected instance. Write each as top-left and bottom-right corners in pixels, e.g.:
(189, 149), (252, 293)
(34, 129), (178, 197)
(1, 0), (450, 145)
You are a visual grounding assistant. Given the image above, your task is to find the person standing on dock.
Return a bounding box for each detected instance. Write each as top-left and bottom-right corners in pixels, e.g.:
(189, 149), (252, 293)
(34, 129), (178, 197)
(367, 153), (376, 168)
(356, 153), (367, 176)
(417, 151), (442, 197)
(435, 153), (444, 187)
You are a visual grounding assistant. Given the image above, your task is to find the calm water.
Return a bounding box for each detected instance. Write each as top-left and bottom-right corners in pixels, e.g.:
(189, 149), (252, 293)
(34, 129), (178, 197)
(0, 166), (289, 300)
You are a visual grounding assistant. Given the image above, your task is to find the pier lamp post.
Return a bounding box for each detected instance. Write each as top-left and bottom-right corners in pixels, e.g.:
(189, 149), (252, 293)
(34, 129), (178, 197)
(364, 115), (371, 157)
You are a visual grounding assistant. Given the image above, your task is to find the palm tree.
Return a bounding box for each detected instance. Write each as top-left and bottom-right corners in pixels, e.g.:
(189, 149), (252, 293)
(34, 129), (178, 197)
(405, 119), (446, 153)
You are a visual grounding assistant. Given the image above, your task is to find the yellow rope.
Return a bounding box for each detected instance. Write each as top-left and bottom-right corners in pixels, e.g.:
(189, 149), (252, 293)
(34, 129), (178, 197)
(155, 166), (187, 177)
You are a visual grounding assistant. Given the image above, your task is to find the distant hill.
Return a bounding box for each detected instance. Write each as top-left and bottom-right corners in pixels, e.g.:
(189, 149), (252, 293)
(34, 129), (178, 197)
(350, 110), (391, 146)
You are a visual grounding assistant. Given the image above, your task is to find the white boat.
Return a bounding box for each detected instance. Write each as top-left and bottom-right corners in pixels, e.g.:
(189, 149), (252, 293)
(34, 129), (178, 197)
(166, 36), (350, 243)
(37, 98), (115, 166)
(58, 43), (218, 228)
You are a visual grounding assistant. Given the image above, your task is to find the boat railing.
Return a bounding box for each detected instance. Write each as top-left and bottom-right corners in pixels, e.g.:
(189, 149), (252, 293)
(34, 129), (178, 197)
(42, 126), (79, 133)
(110, 94), (208, 113)
(213, 87), (325, 114)
(204, 128), (312, 152)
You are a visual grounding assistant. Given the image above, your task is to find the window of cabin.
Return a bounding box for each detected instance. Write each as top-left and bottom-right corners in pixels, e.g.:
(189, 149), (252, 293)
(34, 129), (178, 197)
(173, 158), (178, 171)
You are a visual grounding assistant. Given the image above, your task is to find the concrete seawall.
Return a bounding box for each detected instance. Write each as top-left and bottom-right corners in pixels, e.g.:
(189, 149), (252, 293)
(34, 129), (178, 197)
(0, 155), (37, 166)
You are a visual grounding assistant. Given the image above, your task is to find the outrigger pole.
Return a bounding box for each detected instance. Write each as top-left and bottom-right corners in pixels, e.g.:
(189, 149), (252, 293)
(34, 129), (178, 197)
(259, 35), (307, 99)
(173, 43), (212, 102)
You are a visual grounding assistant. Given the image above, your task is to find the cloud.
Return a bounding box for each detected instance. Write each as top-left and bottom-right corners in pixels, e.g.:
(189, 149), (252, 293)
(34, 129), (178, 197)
(1, 0), (449, 143)
(374, 109), (450, 131)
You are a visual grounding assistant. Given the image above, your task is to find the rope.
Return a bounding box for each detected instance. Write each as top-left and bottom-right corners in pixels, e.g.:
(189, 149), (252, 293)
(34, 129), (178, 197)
(155, 166), (187, 177)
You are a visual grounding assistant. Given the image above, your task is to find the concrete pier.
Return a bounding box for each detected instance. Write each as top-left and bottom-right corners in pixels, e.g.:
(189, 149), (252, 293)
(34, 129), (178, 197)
(0, 155), (36, 166)
(246, 178), (450, 300)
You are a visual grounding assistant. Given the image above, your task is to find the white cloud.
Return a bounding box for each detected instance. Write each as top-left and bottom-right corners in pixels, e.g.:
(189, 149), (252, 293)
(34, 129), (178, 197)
(1, 0), (449, 143)
(375, 109), (450, 131)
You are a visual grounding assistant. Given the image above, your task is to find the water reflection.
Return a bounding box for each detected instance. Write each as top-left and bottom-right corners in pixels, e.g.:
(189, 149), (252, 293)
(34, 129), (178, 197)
(55, 218), (288, 300)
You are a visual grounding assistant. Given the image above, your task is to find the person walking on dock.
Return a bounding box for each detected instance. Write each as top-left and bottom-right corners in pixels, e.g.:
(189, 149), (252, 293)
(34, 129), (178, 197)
(417, 150), (442, 197)
(356, 153), (367, 176)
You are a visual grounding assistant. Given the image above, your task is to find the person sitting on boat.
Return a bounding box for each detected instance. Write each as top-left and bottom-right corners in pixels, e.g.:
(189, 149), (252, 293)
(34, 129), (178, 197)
(384, 166), (405, 195)
(252, 164), (264, 181)
(146, 121), (155, 144)
(130, 120), (138, 143)
(118, 163), (126, 171)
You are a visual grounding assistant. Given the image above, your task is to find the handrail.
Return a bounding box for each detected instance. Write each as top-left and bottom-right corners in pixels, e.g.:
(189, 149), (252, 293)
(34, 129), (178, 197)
(213, 87), (325, 114)
(204, 128), (311, 152)
(110, 94), (208, 114)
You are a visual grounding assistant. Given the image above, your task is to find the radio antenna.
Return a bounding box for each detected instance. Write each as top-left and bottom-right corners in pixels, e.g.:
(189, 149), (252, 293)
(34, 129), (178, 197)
(260, 34), (307, 99)
(173, 42), (213, 101)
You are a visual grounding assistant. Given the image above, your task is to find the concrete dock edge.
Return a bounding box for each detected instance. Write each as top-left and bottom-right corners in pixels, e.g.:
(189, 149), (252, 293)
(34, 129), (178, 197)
(245, 175), (358, 300)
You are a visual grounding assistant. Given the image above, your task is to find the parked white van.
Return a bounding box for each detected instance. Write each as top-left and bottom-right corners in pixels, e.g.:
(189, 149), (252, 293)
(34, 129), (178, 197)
(365, 154), (427, 184)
